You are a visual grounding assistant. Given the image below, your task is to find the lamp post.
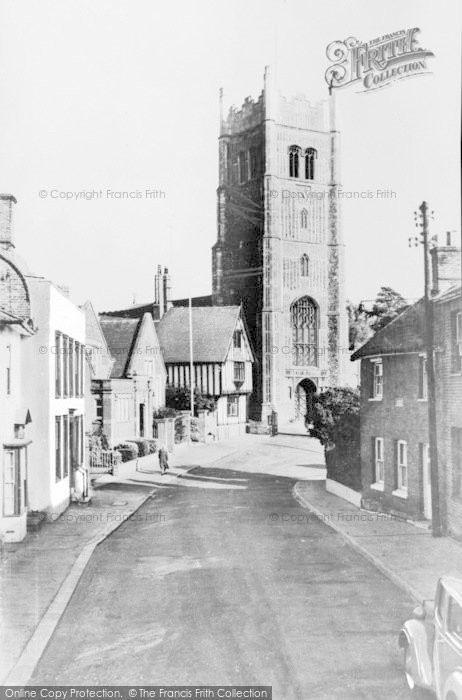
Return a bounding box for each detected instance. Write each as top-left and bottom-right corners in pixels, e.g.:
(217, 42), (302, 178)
(411, 201), (442, 536)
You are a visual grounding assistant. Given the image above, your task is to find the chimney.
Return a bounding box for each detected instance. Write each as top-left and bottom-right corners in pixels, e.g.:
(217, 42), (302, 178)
(0, 194), (17, 251)
(430, 231), (461, 295)
(154, 265), (164, 318)
(163, 267), (172, 313)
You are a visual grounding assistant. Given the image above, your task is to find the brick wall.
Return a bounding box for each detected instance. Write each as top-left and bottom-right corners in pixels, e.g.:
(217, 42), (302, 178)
(360, 353), (429, 520)
(435, 292), (462, 536)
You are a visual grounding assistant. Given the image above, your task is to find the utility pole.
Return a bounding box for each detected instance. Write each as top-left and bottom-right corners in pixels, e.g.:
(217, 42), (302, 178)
(189, 296), (194, 420)
(411, 201), (442, 536)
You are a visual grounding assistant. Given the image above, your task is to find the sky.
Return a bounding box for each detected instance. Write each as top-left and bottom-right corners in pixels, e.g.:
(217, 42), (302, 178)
(0, 0), (460, 311)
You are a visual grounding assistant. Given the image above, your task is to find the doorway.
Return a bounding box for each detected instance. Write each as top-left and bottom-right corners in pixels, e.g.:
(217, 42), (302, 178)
(295, 378), (317, 422)
(421, 442), (432, 520)
(139, 403), (145, 437)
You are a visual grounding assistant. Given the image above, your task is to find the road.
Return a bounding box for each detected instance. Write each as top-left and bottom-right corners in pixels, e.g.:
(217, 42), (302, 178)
(31, 439), (414, 699)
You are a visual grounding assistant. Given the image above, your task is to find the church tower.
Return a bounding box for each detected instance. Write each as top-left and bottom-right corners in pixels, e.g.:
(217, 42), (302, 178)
(212, 67), (348, 423)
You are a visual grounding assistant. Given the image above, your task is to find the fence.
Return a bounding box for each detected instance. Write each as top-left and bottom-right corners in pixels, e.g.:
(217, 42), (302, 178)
(89, 449), (120, 475)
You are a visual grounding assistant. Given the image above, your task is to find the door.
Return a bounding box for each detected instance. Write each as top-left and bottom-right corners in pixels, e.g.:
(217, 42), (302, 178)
(422, 443), (432, 520)
(139, 403), (145, 437)
(435, 592), (462, 698)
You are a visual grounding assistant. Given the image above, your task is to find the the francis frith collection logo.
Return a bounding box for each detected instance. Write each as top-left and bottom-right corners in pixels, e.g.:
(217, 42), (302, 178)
(325, 28), (434, 92)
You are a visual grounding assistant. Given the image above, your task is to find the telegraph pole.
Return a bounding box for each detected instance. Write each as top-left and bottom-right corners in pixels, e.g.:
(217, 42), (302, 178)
(412, 201), (442, 536)
(189, 296), (194, 419)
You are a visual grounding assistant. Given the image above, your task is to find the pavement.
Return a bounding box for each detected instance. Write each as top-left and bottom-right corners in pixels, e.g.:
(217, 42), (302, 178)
(2, 431), (462, 692)
(295, 480), (462, 603)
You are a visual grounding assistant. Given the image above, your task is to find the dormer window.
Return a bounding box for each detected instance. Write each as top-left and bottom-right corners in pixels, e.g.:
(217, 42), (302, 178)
(289, 146), (301, 178)
(305, 148), (317, 180)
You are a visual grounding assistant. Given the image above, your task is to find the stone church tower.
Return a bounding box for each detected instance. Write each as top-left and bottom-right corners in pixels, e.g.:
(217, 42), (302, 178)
(212, 67), (348, 423)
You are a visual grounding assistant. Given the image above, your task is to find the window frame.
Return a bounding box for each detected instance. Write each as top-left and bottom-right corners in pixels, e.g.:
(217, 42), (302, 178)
(394, 439), (408, 497)
(233, 361), (245, 383)
(227, 394), (239, 417)
(370, 359), (383, 400)
(233, 330), (242, 349)
(289, 145), (301, 178)
(373, 437), (384, 488)
(305, 147), (317, 180)
(55, 416), (62, 481)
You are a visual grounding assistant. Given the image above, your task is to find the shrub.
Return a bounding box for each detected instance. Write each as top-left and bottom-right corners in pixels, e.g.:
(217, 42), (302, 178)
(166, 387), (216, 415)
(128, 438), (151, 457)
(310, 387), (361, 491)
(145, 438), (157, 454)
(114, 442), (138, 462)
(153, 406), (178, 419)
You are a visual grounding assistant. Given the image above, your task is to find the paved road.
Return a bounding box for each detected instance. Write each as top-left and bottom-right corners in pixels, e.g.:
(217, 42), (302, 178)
(31, 443), (414, 699)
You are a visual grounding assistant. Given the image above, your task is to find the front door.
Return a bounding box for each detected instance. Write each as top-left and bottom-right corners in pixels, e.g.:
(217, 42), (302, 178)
(139, 403), (145, 437)
(422, 443), (432, 520)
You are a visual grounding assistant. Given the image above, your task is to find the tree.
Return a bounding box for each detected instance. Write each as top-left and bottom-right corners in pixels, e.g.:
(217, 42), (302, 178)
(369, 286), (409, 332)
(309, 387), (361, 491)
(165, 387), (216, 415)
(347, 286), (409, 350)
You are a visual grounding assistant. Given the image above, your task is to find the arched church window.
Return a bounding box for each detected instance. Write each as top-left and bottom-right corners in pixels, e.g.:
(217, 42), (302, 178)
(289, 145), (301, 178)
(305, 147), (317, 180)
(300, 208), (308, 229)
(300, 254), (309, 277)
(290, 296), (318, 366)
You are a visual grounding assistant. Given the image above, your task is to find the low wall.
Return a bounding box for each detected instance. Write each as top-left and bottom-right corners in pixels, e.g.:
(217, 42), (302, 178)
(326, 478), (362, 508)
(112, 453), (157, 477)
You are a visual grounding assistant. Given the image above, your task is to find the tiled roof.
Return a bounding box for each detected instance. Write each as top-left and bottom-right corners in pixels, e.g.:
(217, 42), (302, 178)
(0, 308), (23, 324)
(351, 298), (426, 360)
(156, 306), (241, 363)
(99, 316), (141, 378)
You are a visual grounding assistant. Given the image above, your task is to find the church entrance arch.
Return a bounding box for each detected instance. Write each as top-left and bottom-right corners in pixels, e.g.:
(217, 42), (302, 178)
(295, 378), (317, 421)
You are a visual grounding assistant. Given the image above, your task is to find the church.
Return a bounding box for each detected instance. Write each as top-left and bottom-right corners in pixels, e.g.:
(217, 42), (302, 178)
(212, 66), (349, 425)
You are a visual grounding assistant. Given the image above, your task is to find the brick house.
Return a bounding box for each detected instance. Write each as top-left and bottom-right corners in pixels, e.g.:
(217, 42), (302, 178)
(351, 300), (430, 520)
(434, 285), (462, 537)
(352, 233), (461, 528)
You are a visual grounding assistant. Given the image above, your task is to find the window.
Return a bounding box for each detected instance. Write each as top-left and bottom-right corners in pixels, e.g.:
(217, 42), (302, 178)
(447, 596), (462, 641)
(55, 416), (62, 481)
(80, 343), (84, 396)
(55, 332), (62, 397)
(63, 415), (69, 478)
(418, 355), (427, 399)
(452, 428), (462, 498)
(396, 440), (408, 493)
(249, 148), (258, 179)
(238, 151), (248, 184)
(370, 359), (383, 399)
(227, 395), (239, 417)
(289, 145), (301, 178)
(435, 583), (447, 624)
(300, 209), (308, 229)
(233, 330), (242, 348)
(234, 361), (245, 383)
(451, 310), (462, 373)
(4, 450), (17, 516)
(74, 342), (80, 397)
(300, 254), (309, 277)
(291, 296), (318, 366)
(116, 395), (132, 422)
(374, 437), (384, 485)
(79, 414), (84, 466)
(69, 338), (74, 397)
(305, 148), (317, 180)
(6, 344), (11, 395)
(63, 336), (69, 397)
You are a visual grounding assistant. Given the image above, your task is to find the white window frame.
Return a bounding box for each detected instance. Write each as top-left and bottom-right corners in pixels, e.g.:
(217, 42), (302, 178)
(370, 359), (383, 400)
(227, 394), (239, 418)
(393, 440), (408, 498)
(372, 437), (384, 490)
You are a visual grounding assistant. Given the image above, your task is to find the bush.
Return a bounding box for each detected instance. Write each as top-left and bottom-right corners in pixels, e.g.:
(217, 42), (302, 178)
(166, 387), (216, 415)
(114, 442), (139, 462)
(89, 427), (109, 452)
(153, 406), (178, 419)
(127, 438), (151, 457)
(310, 387), (361, 491)
(145, 438), (157, 454)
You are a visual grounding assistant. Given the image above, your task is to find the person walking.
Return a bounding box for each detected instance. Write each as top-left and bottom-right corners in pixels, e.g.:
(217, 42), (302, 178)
(158, 445), (169, 475)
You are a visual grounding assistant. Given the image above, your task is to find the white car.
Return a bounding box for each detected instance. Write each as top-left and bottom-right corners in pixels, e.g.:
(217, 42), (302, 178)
(399, 577), (462, 698)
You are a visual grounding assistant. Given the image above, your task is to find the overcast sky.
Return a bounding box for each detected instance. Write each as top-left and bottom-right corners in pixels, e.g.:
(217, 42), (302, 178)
(0, 0), (460, 311)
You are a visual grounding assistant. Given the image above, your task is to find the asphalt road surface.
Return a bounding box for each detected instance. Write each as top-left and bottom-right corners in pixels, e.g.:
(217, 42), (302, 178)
(31, 446), (415, 699)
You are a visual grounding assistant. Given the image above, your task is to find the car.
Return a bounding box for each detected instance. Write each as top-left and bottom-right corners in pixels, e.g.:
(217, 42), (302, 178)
(399, 577), (462, 698)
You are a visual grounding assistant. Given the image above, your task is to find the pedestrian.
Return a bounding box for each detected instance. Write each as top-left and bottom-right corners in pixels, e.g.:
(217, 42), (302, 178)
(158, 445), (169, 475)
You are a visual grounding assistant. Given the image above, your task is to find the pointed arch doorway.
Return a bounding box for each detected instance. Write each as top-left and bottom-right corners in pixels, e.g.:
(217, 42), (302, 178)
(295, 378), (317, 422)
